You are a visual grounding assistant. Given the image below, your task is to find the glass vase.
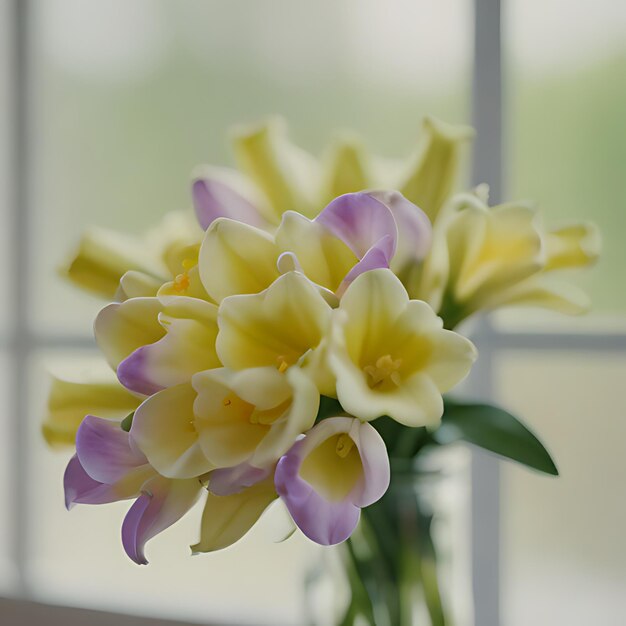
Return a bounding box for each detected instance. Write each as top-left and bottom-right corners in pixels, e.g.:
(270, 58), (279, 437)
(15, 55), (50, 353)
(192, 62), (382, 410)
(305, 447), (473, 626)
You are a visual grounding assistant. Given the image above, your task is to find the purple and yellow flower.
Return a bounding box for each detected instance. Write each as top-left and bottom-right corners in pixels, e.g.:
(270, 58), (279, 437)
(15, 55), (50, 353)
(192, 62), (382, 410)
(64, 415), (202, 564)
(275, 417), (390, 545)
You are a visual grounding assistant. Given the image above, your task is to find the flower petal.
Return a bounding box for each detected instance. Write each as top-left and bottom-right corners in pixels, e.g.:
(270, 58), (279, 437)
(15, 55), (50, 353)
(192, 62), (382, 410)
(315, 192), (397, 260)
(121, 475), (201, 565)
(232, 117), (320, 221)
(43, 370), (141, 448)
(398, 116), (474, 223)
(63, 228), (166, 299)
(208, 463), (272, 496)
(76, 415), (147, 484)
(368, 190), (433, 273)
(216, 271), (332, 370)
(131, 384), (214, 479)
(198, 218), (279, 302)
(275, 211), (357, 293)
(321, 134), (371, 202)
(94, 298), (164, 370)
(275, 417), (387, 545)
(191, 165), (268, 230)
(64, 454), (121, 508)
(115, 271), (162, 301)
(117, 300), (220, 395)
(191, 478), (276, 553)
(544, 222), (601, 271)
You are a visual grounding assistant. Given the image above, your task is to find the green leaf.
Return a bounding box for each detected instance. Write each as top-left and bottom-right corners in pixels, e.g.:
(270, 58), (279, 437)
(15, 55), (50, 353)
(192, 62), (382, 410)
(433, 402), (559, 475)
(120, 411), (135, 432)
(315, 395), (344, 423)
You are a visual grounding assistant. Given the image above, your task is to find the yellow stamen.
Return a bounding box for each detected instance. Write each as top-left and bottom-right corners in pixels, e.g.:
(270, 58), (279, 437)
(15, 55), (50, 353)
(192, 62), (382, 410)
(173, 272), (190, 293)
(173, 258), (195, 293)
(364, 354), (403, 388)
(222, 397), (232, 407)
(335, 434), (354, 458)
(277, 355), (289, 374)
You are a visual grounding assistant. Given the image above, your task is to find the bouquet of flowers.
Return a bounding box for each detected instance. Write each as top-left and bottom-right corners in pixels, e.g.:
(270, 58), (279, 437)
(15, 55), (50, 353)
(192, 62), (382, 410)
(46, 117), (599, 625)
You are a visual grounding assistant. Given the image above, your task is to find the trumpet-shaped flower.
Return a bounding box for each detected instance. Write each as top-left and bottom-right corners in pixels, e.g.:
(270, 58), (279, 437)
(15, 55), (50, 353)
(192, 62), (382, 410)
(414, 191), (601, 326)
(129, 366), (319, 479)
(275, 417), (390, 545)
(192, 366), (319, 469)
(64, 415), (202, 564)
(329, 269), (476, 427)
(441, 196), (545, 317)
(216, 271), (332, 375)
(63, 211), (202, 300)
(95, 296), (220, 395)
(43, 368), (141, 447)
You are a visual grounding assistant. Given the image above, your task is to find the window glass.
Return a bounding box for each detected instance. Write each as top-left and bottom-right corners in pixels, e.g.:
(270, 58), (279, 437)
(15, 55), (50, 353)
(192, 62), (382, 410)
(497, 351), (626, 625)
(29, 0), (472, 334)
(505, 0), (626, 314)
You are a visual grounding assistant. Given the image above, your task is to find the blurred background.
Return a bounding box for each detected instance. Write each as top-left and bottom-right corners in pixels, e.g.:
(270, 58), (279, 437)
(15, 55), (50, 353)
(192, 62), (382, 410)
(0, 0), (625, 624)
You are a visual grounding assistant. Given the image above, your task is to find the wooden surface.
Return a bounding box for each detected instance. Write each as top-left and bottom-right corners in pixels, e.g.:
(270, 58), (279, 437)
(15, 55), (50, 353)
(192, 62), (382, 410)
(0, 598), (222, 626)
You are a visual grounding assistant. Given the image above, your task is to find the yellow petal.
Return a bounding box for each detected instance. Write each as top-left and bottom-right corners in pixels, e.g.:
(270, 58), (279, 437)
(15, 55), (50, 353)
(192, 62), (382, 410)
(217, 271), (332, 370)
(232, 117), (320, 221)
(191, 479), (277, 553)
(192, 368), (271, 467)
(274, 211), (357, 293)
(95, 298), (164, 369)
(544, 222), (601, 271)
(62, 229), (165, 299)
(321, 134), (371, 202)
(448, 202), (544, 308)
(116, 271), (162, 301)
(489, 278), (591, 315)
(43, 371), (141, 447)
(131, 383), (213, 479)
(337, 268), (409, 367)
(198, 218), (279, 302)
(398, 116), (474, 223)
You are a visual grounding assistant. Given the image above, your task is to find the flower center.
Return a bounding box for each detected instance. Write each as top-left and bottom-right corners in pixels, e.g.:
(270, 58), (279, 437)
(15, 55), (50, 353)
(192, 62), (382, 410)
(173, 258), (195, 293)
(335, 434), (354, 458)
(364, 354), (403, 388)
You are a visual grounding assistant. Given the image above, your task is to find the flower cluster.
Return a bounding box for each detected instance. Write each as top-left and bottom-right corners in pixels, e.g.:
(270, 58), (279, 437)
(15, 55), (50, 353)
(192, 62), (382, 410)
(49, 118), (599, 564)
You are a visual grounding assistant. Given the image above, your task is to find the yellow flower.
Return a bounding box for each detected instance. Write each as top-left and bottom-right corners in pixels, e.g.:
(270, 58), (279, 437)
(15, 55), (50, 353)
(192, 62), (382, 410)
(328, 269), (476, 427)
(192, 366), (319, 469)
(412, 190), (601, 326)
(216, 271), (333, 393)
(62, 211), (202, 300)
(43, 369), (141, 447)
